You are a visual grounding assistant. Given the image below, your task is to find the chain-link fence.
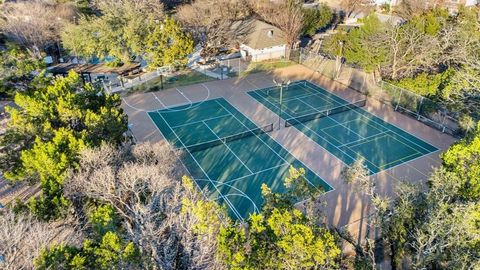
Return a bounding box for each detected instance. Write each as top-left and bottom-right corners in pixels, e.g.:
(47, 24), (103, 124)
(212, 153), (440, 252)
(293, 48), (463, 137)
(216, 52), (294, 78)
(372, 81), (461, 136)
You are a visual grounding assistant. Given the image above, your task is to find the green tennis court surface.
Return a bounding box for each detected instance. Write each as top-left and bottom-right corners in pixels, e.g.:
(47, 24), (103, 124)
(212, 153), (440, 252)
(148, 98), (332, 220)
(248, 80), (438, 174)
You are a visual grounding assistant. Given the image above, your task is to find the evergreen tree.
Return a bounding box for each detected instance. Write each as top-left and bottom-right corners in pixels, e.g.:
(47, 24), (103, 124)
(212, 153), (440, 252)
(0, 71), (127, 219)
(145, 17), (194, 68)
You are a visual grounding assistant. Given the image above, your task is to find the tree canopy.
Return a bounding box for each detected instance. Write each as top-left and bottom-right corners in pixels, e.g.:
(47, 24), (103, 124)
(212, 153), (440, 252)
(0, 43), (46, 98)
(341, 125), (480, 269)
(218, 167), (341, 269)
(322, 7), (480, 119)
(145, 17), (194, 68)
(0, 71), (127, 219)
(302, 4), (333, 36)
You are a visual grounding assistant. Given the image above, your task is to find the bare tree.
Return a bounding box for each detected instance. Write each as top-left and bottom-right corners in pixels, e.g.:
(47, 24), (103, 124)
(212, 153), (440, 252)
(177, 0), (251, 58)
(393, 0), (432, 18)
(0, 208), (80, 270)
(65, 142), (226, 269)
(338, 157), (389, 269)
(339, 0), (375, 21)
(252, 0), (304, 51)
(0, 0), (77, 58)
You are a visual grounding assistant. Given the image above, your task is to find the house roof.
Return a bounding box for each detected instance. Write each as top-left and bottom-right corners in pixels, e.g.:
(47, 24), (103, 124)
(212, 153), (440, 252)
(242, 20), (286, 50)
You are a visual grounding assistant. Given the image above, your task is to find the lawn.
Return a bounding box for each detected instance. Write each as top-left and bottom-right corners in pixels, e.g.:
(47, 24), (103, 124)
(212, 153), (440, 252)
(238, 60), (295, 77)
(128, 70), (216, 94)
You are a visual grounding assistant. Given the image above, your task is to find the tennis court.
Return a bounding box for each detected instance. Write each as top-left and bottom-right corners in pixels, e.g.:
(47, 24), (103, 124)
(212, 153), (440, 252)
(147, 97), (332, 220)
(248, 80), (439, 174)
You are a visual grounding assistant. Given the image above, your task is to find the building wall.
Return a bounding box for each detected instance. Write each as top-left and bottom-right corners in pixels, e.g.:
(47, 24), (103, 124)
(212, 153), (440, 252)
(240, 44), (287, 62)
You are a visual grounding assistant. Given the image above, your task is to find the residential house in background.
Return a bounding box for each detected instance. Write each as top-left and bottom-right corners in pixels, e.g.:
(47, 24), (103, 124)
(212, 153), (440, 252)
(389, 0), (479, 13)
(239, 20), (287, 62)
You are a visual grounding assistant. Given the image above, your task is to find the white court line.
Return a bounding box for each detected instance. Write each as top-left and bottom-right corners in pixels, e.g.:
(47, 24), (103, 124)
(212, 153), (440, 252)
(246, 78), (433, 182)
(302, 80), (436, 178)
(202, 120), (254, 174)
(339, 130), (391, 148)
(222, 163), (290, 185)
(304, 81), (439, 154)
(148, 85), (211, 112)
(148, 110), (243, 220)
(170, 114), (231, 128)
(294, 96), (364, 140)
(195, 179), (260, 213)
(245, 80), (358, 166)
(175, 87), (192, 103)
(122, 85), (211, 113)
(247, 79), (403, 175)
(214, 97), (331, 192)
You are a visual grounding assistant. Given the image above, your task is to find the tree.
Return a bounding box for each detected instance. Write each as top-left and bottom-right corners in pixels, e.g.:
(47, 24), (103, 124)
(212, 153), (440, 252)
(0, 0), (77, 58)
(393, 0), (429, 18)
(253, 0), (304, 51)
(441, 123), (480, 201)
(325, 14), (389, 73)
(339, 157), (389, 269)
(64, 142), (225, 269)
(0, 71), (127, 219)
(0, 43), (46, 97)
(339, 0), (374, 22)
(35, 204), (140, 269)
(177, 0), (251, 58)
(218, 167), (341, 269)
(341, 138), (480, 269)
(0, 208), (79, 270)
(61, 0), (165, 65)
(302, 4), (333, 36)
(145, 17), (194, 68)
(35, 231), (140, 269)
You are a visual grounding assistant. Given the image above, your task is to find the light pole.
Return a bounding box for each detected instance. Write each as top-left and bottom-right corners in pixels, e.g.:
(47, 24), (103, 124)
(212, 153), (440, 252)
(273, 79), (291, 130)
(335, 41), (344, 79)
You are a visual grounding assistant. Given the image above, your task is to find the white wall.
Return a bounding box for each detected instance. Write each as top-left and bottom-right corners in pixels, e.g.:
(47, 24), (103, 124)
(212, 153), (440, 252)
(240, 44), (287, 62)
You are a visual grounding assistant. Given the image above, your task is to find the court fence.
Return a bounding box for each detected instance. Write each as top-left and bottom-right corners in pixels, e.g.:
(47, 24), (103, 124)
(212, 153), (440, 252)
(293, 48), (464, 138)
(216, 53), (294, 78)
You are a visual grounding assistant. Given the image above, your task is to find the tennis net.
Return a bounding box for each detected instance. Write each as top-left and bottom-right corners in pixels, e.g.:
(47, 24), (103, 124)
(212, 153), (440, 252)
(285, 99), (367, 127)
(182, 123), (275, 153)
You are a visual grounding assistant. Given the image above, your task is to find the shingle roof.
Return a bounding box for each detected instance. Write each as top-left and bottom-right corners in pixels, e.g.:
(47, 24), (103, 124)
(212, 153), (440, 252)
(242, 20), (286, 50)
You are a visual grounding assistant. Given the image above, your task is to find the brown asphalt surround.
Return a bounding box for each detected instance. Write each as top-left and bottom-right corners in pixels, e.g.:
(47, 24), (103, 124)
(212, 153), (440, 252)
(122, 64), (456, 240)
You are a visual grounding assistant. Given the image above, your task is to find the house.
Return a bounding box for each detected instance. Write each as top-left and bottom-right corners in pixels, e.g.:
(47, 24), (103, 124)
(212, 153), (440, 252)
(388, 0), (479, 13)
(239, 20), (287, 62)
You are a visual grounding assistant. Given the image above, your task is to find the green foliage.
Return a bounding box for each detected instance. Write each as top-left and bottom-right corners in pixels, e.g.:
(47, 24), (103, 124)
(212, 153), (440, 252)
(0, 71), (127, 219)
(145, 17), (194, 68)
(35, 244), (82, 270)
(19, 128), (84, 219)
(390, 68), (455, 97)
(324, 15), (388, 72)
(61, 0), (160, 64)
(218, 167), (340, 269)
(88, 204), (120, 239)
(441, 124), (480, 201)
(35, 232), (140, 270)
(374, 126), (480, 268)
(302, 4), (333, 36)
(0, 43), (46, 97)
(218, 208), (341, 269)
(409, 8), (449, 36)
(62, 7), (192, 68)
(181, 176), (226, 235)
(261, 166), (323, 214)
